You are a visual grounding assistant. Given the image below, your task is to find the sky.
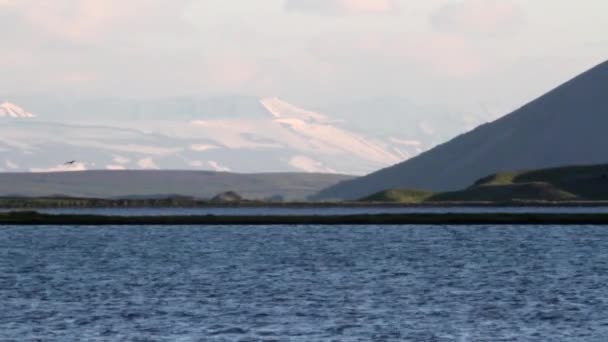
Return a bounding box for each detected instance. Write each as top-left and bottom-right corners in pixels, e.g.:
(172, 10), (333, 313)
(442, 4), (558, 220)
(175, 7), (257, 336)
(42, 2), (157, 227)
(2, 0), (608, 113)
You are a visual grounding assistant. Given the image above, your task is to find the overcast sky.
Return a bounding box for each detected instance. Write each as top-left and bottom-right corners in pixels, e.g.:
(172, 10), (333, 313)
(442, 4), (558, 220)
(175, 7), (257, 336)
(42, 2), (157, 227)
(2, 0), (608, 112)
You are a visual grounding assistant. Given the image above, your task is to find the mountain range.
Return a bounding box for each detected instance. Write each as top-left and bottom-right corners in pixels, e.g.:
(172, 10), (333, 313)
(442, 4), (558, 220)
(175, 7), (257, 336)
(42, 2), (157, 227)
(0, 170), (353, 200)
(315, 60), (608, 200)
(0, 96), (487, 175)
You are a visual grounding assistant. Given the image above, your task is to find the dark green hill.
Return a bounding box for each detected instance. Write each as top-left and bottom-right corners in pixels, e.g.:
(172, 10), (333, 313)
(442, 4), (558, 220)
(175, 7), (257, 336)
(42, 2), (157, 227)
(465, 164), (608, 200)
(503, 164), (608, 200)
(360, 164), (608, 203)
(428, 182), (578, 202)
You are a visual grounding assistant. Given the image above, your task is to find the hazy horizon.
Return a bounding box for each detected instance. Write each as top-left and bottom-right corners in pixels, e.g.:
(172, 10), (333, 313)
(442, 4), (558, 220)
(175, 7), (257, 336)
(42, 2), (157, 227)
(2, 0), (608, 175)
(2, 0), (607, 112)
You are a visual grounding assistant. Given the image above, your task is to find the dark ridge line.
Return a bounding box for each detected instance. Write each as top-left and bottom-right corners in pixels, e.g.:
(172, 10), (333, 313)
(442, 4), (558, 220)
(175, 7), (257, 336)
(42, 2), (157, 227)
(3, 198), (608, 209)
(3, 212), (608, 226)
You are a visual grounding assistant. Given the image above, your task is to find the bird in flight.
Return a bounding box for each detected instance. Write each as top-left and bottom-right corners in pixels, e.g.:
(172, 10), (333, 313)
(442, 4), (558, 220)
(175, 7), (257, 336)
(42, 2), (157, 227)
(64, 160), (77, 165)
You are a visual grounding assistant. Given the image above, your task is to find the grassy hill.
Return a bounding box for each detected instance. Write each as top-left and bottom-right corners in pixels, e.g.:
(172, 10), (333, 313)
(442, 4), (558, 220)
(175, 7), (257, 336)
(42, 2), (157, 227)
(360, 164), (608, 203)
(360, 189), (435, 203)
(429, 182), (578, 203)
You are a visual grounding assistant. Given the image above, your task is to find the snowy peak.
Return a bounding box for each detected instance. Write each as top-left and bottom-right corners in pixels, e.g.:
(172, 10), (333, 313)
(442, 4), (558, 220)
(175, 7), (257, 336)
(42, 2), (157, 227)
(187, 97), (406, 174)
(260, 97), (403, 168)
(260, 97), (331, 123)
(0, 102), (34, 118)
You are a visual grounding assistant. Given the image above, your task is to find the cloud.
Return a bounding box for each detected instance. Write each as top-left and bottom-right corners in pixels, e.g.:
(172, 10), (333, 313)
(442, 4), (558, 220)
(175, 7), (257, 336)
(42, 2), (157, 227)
(106, 164), (126, 170)
(190, 144), (219, 152)
(410, 33), (487, 77)
(31, 162), (87, 173)
(0, 0), (193, 43)
(189, 160), (204, 167)
(307, 30), (487, 78)
(204, 57), (259, 92)
(137, 157), (159, 169)
(0, 1), (118, 44)
(112, 156), (130, 165)
(0, 0), (197, 95)
(208, 161), (231, 172)
(5, 159), (18, 169)
(430, 0), (524, 36)
(289, 155), (336, 173)
(284, 0), (398, 15)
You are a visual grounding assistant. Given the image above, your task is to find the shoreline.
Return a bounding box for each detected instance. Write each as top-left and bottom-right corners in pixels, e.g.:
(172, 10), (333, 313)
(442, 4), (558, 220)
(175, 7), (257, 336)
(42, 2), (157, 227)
(4, 198), (608, 210)
(3, 211), (608, 226)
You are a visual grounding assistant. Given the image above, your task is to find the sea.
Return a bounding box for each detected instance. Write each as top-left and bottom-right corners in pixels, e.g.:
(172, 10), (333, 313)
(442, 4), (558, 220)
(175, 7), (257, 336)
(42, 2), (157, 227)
(2, 208), (608, 341)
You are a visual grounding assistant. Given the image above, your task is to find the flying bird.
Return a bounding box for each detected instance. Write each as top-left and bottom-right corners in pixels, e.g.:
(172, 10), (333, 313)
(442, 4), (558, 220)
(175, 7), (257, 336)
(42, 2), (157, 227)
(64, 160), (77, 165)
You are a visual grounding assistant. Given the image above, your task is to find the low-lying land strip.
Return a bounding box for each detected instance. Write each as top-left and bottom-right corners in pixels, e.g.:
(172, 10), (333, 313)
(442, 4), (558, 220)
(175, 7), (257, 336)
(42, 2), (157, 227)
(3, 196), (608, 209)
(3, 211), (608, 226)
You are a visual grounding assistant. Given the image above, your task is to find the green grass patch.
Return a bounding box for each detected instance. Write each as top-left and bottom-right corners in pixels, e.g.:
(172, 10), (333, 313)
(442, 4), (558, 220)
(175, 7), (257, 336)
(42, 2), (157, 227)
(473, 172), (519, 186)
(360, 189), (435, 203)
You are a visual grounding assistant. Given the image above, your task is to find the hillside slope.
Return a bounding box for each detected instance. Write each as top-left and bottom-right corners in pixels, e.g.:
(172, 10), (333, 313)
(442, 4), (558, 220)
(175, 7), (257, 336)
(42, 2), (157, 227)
(0, 171), (354, 200)
(315, 60), (608, 200)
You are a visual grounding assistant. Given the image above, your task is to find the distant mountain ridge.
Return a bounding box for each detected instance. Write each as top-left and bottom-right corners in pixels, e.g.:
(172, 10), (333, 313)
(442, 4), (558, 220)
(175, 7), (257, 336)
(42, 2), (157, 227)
(1, 93), (499, 175)
(0, 97), (413, 175)
(315, 60), (608, 200)
(0, 170), (354, 200)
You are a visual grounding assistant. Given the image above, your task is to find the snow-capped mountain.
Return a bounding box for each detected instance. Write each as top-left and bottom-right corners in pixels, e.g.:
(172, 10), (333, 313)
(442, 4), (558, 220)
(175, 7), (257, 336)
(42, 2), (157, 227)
(189, 97), (405, 173)
(0, 102), (34, 118)
(0, 96), (485, 174)
(261, 97), (333, 122)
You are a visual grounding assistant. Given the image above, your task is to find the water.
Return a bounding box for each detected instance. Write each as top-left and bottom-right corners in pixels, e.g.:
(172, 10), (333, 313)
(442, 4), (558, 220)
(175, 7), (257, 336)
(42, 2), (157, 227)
(15, 205), (608, 216)
(2, 225), (608, 341)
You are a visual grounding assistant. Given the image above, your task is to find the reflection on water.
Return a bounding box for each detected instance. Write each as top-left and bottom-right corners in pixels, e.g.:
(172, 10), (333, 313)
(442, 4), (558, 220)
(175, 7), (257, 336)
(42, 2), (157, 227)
(2, 225), (608, 340)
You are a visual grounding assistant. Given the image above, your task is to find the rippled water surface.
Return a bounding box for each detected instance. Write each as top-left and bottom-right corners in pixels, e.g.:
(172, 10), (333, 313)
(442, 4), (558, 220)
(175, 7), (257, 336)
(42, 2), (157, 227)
(2, 225), (608, 341)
